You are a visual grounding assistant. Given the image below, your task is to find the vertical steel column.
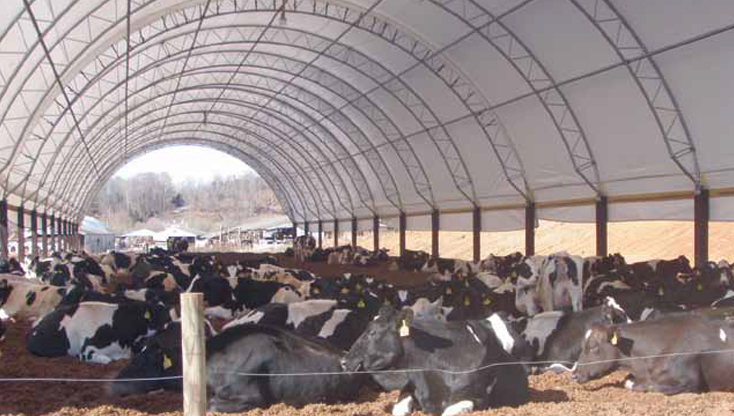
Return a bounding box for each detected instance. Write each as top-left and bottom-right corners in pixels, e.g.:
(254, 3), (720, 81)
(64, 219), (69, 252)
(525, 203), (536, 256)
(304, 221), (310, 238)
(373, 216), (380, 252)
(317, 220), (323, 249)
(17, 206), (25, 261)
(399, 212), (406, 258)
(41, 213), (48, 257)
(431, 209), (439, 259)
(0, 201), (8, 260)
(333, 219), (339, 247)
(351, 218), (357, 247)
(57, 217), (63, 252)
(292, 222), (298, 239)
(50, 215), (56, 253)
(596, 196), (608, 257)
(473, 207), (481, 263)
(30, 210), (38, 259)
(694, 188), (709, 267)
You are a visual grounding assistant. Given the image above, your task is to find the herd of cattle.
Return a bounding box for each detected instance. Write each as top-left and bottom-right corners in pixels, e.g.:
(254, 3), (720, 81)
(1, 239), (734, 415)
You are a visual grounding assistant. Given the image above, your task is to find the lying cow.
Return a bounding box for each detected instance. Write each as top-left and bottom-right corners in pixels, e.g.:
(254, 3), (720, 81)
(27, 301), (174, 363)
(342, 305), (528, 415)
(572, 314), (734, 394)
(0, 277), (66, 320)
(206, 324), (366, 412)
(108, 320), (217, 396)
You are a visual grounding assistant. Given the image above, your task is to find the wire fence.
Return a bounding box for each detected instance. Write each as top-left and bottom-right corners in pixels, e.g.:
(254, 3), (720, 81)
(1, 348), (734, 383)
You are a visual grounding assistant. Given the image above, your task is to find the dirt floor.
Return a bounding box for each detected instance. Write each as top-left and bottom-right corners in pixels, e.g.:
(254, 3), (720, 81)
(3, 254), (734, 416)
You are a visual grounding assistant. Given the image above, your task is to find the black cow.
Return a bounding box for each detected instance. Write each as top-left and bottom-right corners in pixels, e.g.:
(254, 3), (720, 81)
(522, 298), (630, 372)
(572, 315), (734, 394)
(342, 305), (528, 415)
(27, 301), (174, 363)
(108, 320), (216, 396)
(0, 257), (25, 275)
(206, 324), (366, 412)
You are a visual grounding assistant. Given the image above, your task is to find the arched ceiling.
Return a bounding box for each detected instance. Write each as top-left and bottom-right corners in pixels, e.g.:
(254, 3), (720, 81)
(1, 0), (734, 226)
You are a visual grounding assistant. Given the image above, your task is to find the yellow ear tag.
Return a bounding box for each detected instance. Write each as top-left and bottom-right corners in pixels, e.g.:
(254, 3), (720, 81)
(483, 298), (492, 305)
(658, 287), (664, 296)
(399, 320), (410, 337)
(357, 299), (366, 308)
(313, 287), (320, 294)
(145, 311), (151, 320)
(163, 354), (172, 370)
(341, 287), (350, 294)
(464, 296), (471, 306)
(611, 332), (618, 346)
(697, 283), (702, 292)
(511, 272), (517, 278)
(445, 288), (452, 295)
(356, 283), (362, 290)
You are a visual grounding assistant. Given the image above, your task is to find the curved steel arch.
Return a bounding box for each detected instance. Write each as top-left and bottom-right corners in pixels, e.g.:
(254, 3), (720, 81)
(53, 102), (336, 220)
(72, 127), (313, 221)
(70, 122), (312, 222)
(426, 0), (602, 196)
(58, 94), (353, 220)
(45, 24), (444, 209)
(78, 138), (300, 221)
(569, 0), (701, 188)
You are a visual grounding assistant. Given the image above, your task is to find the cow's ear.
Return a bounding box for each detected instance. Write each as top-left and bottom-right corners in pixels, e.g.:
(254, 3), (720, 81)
(432, 296), (443, 308)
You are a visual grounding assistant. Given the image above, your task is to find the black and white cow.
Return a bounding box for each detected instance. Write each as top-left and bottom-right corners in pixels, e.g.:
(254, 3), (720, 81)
(342, 305), (528, 415)
(522, 298), (630, 372)
(206, 324), (366, 412)
(0, 277), (66, 320)
(514, 253), (583, 316)
(572, 314), (734, 394)
(108, 320), (217, 396)
(293, 235), (317, 263)
(27, 301), (174, 363)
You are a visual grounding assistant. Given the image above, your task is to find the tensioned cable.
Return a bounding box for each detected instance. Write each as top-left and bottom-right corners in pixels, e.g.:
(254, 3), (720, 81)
(1, 348), (733, 382)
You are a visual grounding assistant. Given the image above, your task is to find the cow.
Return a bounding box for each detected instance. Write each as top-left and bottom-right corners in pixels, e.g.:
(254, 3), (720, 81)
(515, 252), (583, 316)
(206, 324), (366, 412)
(27, 301), (175, 364)
(522, 297), (630, 372)
(108, 320), (217, 396)
(342, 305), (528, 416)
(0, 257), (25, 276)
(478, 252), (523, 276)
(0, 277), (66, 320)
(293, 235), (316, 262)
(572, 314), (734, 394)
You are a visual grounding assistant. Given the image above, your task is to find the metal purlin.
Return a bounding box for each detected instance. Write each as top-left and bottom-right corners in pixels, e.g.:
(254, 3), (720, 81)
(67, 118), (319, 221)
(71, 126), (313, 221)
(79, 138), (301, 220)
(428, 0), (602, 196)
(52, 101), (332, 221)
(59, 90), (357, 220)
(570, 0), (701, 188)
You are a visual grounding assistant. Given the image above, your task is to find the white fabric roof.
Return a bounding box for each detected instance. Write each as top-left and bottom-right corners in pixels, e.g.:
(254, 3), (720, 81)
(122, 228), (156, 237)
(80, 216), (112, 235)
(0, 0), (733, 231)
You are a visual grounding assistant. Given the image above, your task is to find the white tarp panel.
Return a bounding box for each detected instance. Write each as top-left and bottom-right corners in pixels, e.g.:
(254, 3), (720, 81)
(0, 0), (732, 231)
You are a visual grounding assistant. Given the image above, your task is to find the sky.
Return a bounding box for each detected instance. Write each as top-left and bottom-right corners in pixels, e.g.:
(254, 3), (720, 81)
(113, 145), (255, 183)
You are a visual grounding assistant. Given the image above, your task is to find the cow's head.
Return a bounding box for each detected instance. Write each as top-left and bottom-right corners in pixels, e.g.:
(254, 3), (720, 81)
(270, 284), (303, 304)
(107, 341), (180, 397)
(342, 304), (413, 372)
(514, 259), (541, 316)
(572, 324), (627, 383)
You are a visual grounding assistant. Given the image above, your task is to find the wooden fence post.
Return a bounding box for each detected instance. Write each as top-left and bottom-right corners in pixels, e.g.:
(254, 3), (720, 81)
(181, 293), (207, 416)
